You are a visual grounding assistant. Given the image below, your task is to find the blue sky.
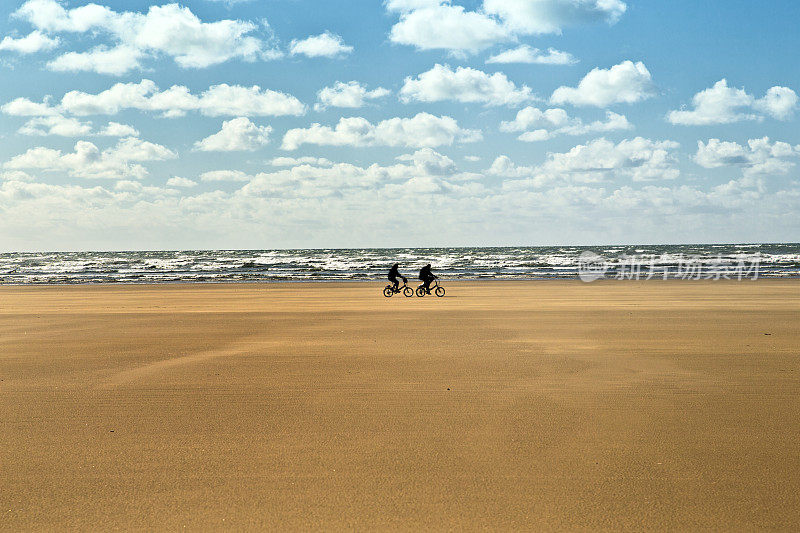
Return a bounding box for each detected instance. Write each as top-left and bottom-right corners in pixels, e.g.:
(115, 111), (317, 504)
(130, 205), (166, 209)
(0, 0), (798, 251)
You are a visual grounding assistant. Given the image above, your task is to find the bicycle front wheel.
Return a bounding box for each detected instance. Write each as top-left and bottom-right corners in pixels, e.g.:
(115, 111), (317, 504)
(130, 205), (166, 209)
(383, 286), (394, 298)
(403, 286), (414, 297)
(435, 286), (445, 297)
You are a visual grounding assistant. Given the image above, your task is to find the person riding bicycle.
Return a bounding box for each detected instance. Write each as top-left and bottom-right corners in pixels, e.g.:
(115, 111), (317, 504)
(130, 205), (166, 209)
(419, 264), (436, 294)
(388, 263), (407, 293)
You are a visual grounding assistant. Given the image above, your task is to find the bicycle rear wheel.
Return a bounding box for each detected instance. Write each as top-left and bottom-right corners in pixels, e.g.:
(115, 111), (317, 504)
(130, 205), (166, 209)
(403, 286), (414, 297)
(383, 286), (394, 298)
(416, 286), (426, 297)
(435, 286), (445, 297)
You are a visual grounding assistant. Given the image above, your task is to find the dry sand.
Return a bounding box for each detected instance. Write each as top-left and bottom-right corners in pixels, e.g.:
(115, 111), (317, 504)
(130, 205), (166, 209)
(1, 281), (799, 530)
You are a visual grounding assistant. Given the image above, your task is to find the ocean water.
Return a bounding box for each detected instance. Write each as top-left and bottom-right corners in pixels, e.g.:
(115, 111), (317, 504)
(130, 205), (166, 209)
(0, 244), (798, 284)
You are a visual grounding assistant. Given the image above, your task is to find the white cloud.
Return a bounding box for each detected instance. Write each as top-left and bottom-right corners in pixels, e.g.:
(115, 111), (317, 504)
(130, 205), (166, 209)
(289, 32), (353, 58)
(18, 115), (92, 137)
(315, 81), (391, 111)
(493, 137), (679, 185)
(16, 115), (140, 137)
(487, 155), (537, 179)
(551, 60), (656, 107)
(13, 0), (280, 75)
(270, 156), (334, 167)
(5, 80), (306, 119)
(400, 64), (534, 106)
(387, 0), (627, 55)
(396, 147), (456, 175)
(755, 86), (799, 120)
(501, 107), (632, 141)
(695, 137), (800, 177)
(240, 148), (481, 200)
(98, 122), (139, 137)
(541, 137), (679, 182)
(184, 83), (306, 117)
(483, 0), (626, 35)
(668, 80), (798, 125)
(1, 152), (796, 250)
(389, 4), (510, 55)
(281, 112), (481, 150)
(194, 117), (272, 152)
(200, 170), (251, 182)
(1, 170), (35, 182)
(4, 137), (176, 180)
(486, 45), (576, 65)
(47, 45), (144, 76)
(166, 176), (197, 188)
(1, 97), (58, 116)
(0, 30), (59, 54)
(384, 0), (443, 12)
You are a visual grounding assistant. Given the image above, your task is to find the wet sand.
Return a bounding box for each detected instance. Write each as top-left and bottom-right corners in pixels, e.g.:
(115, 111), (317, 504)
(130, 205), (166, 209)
(1, 281), (799, 530)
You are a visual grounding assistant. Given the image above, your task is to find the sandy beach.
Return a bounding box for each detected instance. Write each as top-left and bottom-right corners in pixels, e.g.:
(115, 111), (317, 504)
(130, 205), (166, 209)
(1, 281), (799, 530)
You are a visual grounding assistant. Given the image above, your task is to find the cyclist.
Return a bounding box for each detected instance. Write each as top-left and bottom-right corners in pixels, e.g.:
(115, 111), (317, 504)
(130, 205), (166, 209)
(419, 264), (436, 294)
(388, 263), (407, 293)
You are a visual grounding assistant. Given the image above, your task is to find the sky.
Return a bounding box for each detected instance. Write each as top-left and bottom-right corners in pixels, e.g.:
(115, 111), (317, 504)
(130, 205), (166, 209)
(0, 0), (799, 251)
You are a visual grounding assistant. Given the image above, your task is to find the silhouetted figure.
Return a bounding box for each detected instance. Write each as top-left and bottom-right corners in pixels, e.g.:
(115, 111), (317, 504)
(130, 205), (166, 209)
(419, 263), (436, 294)
(388, 263), (407, 292)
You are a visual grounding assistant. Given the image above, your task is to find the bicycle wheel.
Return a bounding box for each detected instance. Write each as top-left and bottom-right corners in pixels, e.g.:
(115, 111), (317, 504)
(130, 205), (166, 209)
(403, 286), (414, 297)
(416, 286), (426, 297)
(383, 286), (394, 298)
(435, 286), (445, 297)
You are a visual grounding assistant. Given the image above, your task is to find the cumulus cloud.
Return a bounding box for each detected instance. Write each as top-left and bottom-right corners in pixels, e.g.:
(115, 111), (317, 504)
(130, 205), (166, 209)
(389, 4), (510, 55)
(12, 0), (281, 74)
(17, 114), (140, 137)
(237, 147), (482, 200)
(281, 112), (481, 150)
(0, 170), (35, 182)
(2, 80), (306, 119)
(18, 115), (92, 137)
(0, 30), (59, 54)
(551, 60), (655, 107)
(486, 45), (576, 65)
(1, 97), (59, 116)
(695, 137), (800, 177)
(400, 64), (534, 106)
(387, 0), (626, 55)
(500, 106), (632, 141)
(270, 156), (334, 167)
(47, 45), (145, 76)
(98, 122), (139, 137)
(483, 0), (626, 34)
(194, 117), (272, 152)
(491, 137), (679, 184)
(200, 170), (251, 182)
(395, 147), (457, 175)
(384, 0), (443, 12)
(1, 150), (796, 249)
(668, 80), (798, 125)
(4, 137), (176, 180)
(166, 176), (197, 188)
(289, 32), (353, 58)
(315, 81), (391, 111)
(755, 86), (799, 120)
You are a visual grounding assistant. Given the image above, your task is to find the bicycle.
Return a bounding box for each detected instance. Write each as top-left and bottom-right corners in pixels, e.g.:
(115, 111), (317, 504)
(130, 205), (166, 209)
(416, 278), (445, 297)
(383, 280), (414, 298)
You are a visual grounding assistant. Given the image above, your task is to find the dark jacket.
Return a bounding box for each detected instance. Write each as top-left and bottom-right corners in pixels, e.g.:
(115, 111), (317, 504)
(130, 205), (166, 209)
(419, 265), (433, 281)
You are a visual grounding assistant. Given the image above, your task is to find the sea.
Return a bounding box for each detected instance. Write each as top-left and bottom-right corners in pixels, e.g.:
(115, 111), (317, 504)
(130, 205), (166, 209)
(0, 244), (798, 284)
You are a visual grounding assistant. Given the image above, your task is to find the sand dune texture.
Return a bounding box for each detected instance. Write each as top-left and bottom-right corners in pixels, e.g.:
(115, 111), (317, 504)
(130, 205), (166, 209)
(2, 281), (799, 530)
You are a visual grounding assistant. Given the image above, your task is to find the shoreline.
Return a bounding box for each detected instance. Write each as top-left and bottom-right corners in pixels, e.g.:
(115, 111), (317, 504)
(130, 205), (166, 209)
(1, 276), (798, 288)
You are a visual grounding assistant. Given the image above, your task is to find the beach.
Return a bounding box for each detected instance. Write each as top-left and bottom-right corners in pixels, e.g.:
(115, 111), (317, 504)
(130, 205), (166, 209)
(2, 280), (799, 530)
